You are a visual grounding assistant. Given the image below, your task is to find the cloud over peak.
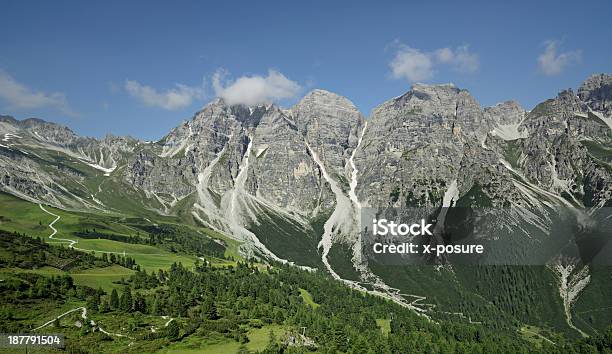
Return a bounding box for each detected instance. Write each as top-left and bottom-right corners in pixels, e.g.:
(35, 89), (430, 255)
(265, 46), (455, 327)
(538, 40), (582, 76)
(0, 70), (77, 117)
(212, 69), (301, 106)
(125, 80), (205, 110)
(389, 42), (479, 82)
(390, 45), (434, 82)
(436, 45), (479, 73)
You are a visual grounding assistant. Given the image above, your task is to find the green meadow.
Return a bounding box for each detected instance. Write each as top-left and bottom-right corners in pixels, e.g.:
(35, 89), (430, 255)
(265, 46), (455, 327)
(0, 191), (241, 295)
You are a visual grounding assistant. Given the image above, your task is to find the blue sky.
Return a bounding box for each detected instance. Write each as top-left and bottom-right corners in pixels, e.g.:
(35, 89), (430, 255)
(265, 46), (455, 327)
(1, 0), (611, 140)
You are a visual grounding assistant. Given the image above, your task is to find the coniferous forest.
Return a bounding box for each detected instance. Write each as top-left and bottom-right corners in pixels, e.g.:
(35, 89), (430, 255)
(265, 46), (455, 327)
(1, 230), (611, 353)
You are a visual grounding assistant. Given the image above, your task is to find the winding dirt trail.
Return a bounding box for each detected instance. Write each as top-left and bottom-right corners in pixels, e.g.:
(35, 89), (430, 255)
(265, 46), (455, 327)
(39, 204), (77, 247)
(32, 307), (86, 331)
(38, 204), (169, 256)
(33, 306), (130, 338)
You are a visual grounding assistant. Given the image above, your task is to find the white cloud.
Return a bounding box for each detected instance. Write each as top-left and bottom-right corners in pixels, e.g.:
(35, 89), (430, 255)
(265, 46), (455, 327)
(452, 46), (480, 73)
(435, 47), (454, 63)
(0, 70), (77, 117)
(538, 40), (582, 76)
(389, 42), (480, 82)
(390, 45), (434, 82)
(212, 69), (301, 106)
(125, 80), (205, 110)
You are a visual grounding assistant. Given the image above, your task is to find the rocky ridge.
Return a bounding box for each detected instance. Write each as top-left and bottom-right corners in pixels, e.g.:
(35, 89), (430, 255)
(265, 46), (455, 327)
(1, 74), (611, 263)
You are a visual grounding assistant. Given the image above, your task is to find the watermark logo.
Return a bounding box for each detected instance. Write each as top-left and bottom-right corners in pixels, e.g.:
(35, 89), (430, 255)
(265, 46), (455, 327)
(372, 218), (433, 236)
(360, 207), (612, 266)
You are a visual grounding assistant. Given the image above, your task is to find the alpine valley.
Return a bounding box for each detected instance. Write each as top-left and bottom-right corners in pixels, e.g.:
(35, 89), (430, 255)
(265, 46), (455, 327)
(1, 73), (612, 353)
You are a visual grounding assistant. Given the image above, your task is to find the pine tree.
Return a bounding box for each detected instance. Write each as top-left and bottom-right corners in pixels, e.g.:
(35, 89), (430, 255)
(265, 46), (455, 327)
(201, 296), (218, 320)
(100, 299), (111, 313)
(110, 288), (119, 310)
(120, 287), (132, 312)
(152, 298), (160, 315)
(86, 295), (99, 312)
(134, 293), (147, 313)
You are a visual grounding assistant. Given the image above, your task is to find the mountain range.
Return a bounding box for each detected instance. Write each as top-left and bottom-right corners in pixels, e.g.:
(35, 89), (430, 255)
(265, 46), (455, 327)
(2, 73), (612, 336)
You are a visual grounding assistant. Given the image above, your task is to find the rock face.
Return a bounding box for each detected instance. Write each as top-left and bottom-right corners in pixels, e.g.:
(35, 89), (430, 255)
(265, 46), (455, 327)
(1, 74), (612, 260)
(247, 106), (329, 214)
(354, 83), (502, 209)
(349, 80), (611, 215)
(485, 101), (525, 126)
(515, 88), (612, 205)
(290, 89), (365, 179)
(579, 73), (612, 118)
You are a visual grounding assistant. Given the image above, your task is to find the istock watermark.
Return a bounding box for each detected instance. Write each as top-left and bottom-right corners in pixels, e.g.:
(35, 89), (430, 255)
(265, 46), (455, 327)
(360, 207), (612, 266)
(372, 218), (433, 236)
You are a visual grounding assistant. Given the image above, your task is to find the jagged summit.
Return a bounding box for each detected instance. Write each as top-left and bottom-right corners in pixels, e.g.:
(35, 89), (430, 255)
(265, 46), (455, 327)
(369, 81), (481, 126)
(411, 82), (457, 89)
(300, 88), (358, 104)
(205, 96), (274, 110)
(0, 115), (18, 123)
(580, 73), (612, 91)
(2, 72), (612, 213)
(486, 100), (523, 110)
(484, 101), (525, 126)
(0, 115), (67, 130)
(290, 88), (363, 132)
(291, 89), (362, 118)
(578, 73), (612, 117)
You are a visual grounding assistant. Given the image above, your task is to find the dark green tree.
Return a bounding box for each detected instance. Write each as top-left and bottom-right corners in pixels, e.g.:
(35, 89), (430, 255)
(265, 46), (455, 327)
(100, 299), (111, 313)
(86, 295), (99, 312)
(201, 296), (218, 320)
(134, 293), (147, 313)
(120, 287), (132, 312)
(110, 288), (119, 310)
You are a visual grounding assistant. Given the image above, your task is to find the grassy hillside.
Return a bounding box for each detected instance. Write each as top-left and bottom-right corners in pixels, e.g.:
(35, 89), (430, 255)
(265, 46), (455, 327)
(0, 192), (240, 272)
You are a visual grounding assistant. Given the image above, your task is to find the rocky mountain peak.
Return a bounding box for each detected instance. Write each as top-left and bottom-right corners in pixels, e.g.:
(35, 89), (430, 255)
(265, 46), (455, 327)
(0, 116), (80, 145)
(484, 101), (525, 126)
(0, 115), (18, 124)
(387, 83), (480, 120)
(290, 88), (363, 138)
(579, 73), (612, 93)
(578, 73), (612, 117)
(402, 82), (459, 99)
(292, 89), (362, 118)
